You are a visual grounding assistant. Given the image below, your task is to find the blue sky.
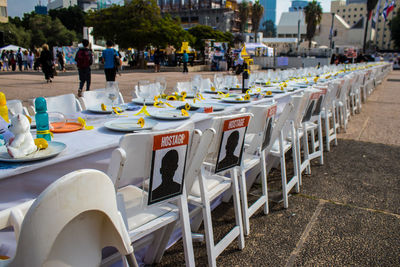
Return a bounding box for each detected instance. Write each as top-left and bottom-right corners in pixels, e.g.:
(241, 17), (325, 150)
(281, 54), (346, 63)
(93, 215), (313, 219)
(9, 0), (332, 21)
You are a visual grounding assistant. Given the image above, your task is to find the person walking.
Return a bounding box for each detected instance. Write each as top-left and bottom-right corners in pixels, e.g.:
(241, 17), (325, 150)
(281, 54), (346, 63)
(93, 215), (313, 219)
(16, 48), (23, 72)
(57, 50), (65, 72)
(102, 40), (120, 82)
(75, 39), (93, 97)
(154, 48), (161, 73)
(39, 44), (54, 83)
(182, 50), (189, 74)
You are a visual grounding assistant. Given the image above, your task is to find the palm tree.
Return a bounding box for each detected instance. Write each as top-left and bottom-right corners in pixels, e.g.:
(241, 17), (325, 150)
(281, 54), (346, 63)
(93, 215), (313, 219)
(363, 0), (379, 52)
(238, 1), (250, 33)
(251, 0), (264, 43)
(304, 0), (323, 51)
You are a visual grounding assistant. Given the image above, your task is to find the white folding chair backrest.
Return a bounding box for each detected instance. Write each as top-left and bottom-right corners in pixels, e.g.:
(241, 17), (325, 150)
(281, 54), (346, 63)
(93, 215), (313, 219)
(302, 88), (323, 123)
(81, 90), (123, 110)
(267, 101), (294, 152)
(108, 121), (195, 190)
(246, 102), (277, 154)
(32, 94), (82, 116)
(7, 100), (29, 118)
(205, 112), (253, 167)
(7, 169), (133, 267)
(287, 93), (309, 129)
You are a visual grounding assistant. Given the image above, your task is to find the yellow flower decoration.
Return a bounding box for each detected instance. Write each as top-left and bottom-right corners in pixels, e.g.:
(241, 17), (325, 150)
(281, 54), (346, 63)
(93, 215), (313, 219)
(280, 86), (284, 91)
(266, 91), (272, 96)
(236, 84), (240, 88)
(181, 109), (189, 117)
(161, 93), (167, 99)
(137, 118), (145, 128)
(256, 88), (261, 92)
(314, 77), (319, 83)
(236, 97), (244, 101)
(185, 103), (191, 110)
(244, 94), (250, 100)
(198, 93), (205, 100)
(154, 95), (159, 102)
(181, 91), (187, 101)
(167, 96), (177, 101)
(101, 103), (107, 111)
(211, 86), (216, 92)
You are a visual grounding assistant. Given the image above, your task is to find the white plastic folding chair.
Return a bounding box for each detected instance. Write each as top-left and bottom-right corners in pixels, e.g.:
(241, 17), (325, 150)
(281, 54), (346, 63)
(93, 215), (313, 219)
(0, 169), (137, 267)
(6, 100), (29, 118)
(268, 99), (300, 209)
(80, 89), (124, 110)
(238, 102), (278, 235)
(335, 76), (352, 132)
(30, 93), (82, 116)
(187, 113), (251, 267)
(320, 82), (339, 152)
(107, 122), (196, 266)
(349, 72), (363, 115)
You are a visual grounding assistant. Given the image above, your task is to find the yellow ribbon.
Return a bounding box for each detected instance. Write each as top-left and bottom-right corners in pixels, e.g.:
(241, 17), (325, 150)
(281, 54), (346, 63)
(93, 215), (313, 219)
(137, 117), (145, 128)
(37, 130), (54, 138)
(112, 107), (124, 115)
(164, 102), (175, 108)
(192, 98), (197, 104)
(181, 91), (187, 101)
(101, 103), (107, 111)
(217, 91), (229, 99)
(134, 105), (150, 116)
(154, 101), (164, 108)
(78, 117), (94, 130)
(197, 93), (205, 100)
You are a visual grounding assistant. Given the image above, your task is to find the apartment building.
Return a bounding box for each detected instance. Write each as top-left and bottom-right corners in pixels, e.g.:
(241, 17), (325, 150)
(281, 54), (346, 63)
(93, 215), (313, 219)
(0, 0), (7, 23)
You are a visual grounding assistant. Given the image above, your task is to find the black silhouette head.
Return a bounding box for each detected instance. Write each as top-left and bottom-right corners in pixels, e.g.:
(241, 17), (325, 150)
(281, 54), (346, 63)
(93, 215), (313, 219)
(226, 130), (239, 155)
(160, 149), (179, 182)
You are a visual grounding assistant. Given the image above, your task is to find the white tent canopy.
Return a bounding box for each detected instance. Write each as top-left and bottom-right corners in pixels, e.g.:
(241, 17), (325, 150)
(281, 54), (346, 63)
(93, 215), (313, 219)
(78, 43), (106, 51)
(0, 45), (28, 52)
(245, 42), (269, 50)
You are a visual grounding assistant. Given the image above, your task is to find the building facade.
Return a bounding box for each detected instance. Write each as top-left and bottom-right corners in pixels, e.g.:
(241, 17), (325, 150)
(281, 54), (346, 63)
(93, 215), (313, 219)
(0, 0), (7, 23)
(289, 0), (309, 12)
(260, 0), (276, 25)
(277, 11), (306, 39)
(48, 0), (96, 12)
(331, 0), (399, 50)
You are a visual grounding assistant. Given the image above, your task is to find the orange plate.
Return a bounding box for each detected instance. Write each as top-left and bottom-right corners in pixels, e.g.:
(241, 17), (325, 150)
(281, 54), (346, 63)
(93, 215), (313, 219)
(50, 122), (83, 133)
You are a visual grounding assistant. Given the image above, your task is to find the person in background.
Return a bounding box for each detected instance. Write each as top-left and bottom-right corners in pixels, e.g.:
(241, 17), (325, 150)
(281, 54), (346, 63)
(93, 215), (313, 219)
(39, 44), (54, 83)
(27, 51), (34, 70)
(16, 48), (23, 71)
(182, 50), (189, 74)
(154, 48), (161, 73)
(22, 50), (28, 70)
(101, 40), (119, 82)
(1, 50), (8, 71)
(75, 39), (93, 97)
(57, 50), (65, 72)
(9, 51), (16, 71)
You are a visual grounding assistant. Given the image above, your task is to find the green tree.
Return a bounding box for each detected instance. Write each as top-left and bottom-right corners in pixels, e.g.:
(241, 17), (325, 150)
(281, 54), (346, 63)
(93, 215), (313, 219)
(238, 1), (250, 33)
(188, 25), (232, 51)
(304, 0), (322, 50)
(152, 15), (195, 49)
(0, 23), (31, 48)
(251, 0), (264, 42)
(29, 15), (77, 47)
(363, 0), (379, 52)
(390, 8), (400, 49)
(262, 20), (276, 37)
(48, 6), (86, 39)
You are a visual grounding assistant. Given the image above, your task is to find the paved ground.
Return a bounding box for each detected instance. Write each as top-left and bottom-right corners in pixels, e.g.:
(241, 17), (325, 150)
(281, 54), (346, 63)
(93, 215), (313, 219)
(1, 69), (399, 266)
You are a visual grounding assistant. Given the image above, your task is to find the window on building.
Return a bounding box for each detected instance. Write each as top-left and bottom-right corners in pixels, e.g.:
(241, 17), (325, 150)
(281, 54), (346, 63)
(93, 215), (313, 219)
(0, 7), (7, 17)
(354, 8), (357, 11)
(354, 14), (357, 17)
(337, 9), (340, 13)
(216, 17), (219, 23)
(348, 15), (351, 18)
(348, 8), (351, 12)
(343, 9), (346, 12)
(360, 7), (363, 11)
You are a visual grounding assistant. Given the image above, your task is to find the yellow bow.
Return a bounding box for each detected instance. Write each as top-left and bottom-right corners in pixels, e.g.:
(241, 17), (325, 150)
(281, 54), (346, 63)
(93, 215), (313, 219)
(78, 117), (94, 130)
(198, 93), (205, 100)
(101, 103), (107, 111)
(164, 102), (175, 108)
(134, 105), (150, 116)
(181, 91), (187, 101)
(112, 107), (124, 115)
(154, 100), (164, 108)
(217, 91), (229, 99)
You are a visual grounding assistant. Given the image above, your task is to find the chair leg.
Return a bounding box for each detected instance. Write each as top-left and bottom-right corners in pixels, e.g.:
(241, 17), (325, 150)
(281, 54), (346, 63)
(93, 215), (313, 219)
(177, 193), (195, 267)
(324, 113), (330, 152)
(232, 167), (245, 249)
(239, 167), (250, 236)
(279, 132), (289, 209)
(295, 129), (302, 186)
(317, 115), (324, 165)
(260, 151), (269, 215)
(202, 196), (217, 267)
(302, 123), (311, 175)
(291, 123), (300, 194)
(332, 106), (338, 146)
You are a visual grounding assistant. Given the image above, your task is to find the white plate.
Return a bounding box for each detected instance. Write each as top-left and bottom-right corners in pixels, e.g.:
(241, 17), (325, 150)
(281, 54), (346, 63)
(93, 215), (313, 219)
(87, 105), (126, 114)
(191, 102), (226, 112)
(0, 141), (66, 162)
(131, 98), (155, 105)
(104, 118), (157, 132)
(220, 98), (251, 104)
(150, 110), (191, 120)
(203, 89), (228, 94)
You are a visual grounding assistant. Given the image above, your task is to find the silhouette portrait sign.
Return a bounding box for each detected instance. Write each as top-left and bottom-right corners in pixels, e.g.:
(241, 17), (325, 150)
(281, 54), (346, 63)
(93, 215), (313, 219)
(148, 131), (189, 205)
(302, 91), (321, 123)
(312, 88), (326, 116)
(261, 105), (277, 151)
(215, 116), (250, 173)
